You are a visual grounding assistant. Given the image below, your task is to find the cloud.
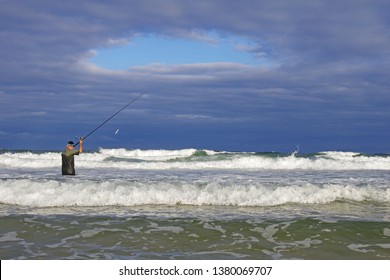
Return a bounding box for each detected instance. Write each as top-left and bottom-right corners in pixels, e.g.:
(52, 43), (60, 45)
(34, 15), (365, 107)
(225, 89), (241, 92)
(176, 114), (214, 120)
(107, 38), (130, 46)
(1, 0), (390, 151)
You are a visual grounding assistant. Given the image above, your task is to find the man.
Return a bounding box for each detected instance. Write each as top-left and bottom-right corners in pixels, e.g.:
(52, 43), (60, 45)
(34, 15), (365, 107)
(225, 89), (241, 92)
(62, 137), (83, 175)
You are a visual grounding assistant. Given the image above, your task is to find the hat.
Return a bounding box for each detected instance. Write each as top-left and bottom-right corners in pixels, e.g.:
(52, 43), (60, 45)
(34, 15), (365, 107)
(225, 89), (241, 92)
(67, 141), (74, 146)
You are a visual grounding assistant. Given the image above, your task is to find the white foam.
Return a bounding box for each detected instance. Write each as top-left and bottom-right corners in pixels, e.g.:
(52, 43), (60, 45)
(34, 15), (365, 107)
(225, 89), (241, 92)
(2, 149), (390, 171)
(0, 178), (389, 208)
(98, 148), (201, 161)
(0, 231), (24, 242)
(0, 152), (60, 168)
(318, 151), (362, 159)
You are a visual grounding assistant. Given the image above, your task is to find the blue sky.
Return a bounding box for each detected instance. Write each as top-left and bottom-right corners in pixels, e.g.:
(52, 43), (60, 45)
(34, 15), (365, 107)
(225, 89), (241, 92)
(91, 34), (263, 68)
(1, 0), (390, 153)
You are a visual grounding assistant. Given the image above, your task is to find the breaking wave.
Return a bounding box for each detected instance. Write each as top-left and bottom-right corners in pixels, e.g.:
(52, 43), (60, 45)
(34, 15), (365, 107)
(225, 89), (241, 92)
(1, 178), (389, 207)
(1, 148), (390, 170)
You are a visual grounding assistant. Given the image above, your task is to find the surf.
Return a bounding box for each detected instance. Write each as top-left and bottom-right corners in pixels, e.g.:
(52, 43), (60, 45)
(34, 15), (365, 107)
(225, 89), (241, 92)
(1, 176), (389, 208)
(1, 148), (390, 170)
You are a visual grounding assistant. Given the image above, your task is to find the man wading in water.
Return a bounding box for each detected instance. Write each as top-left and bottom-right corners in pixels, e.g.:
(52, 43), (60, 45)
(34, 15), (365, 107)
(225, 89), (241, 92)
(62, 137), (83, 175)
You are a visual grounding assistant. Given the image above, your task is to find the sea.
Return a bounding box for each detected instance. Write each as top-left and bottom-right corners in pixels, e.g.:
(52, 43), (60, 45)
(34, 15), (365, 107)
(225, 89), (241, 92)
(0, 148), (389, 260)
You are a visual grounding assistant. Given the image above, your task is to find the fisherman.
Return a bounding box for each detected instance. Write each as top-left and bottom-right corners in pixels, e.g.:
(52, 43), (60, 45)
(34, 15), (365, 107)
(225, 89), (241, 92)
(61, 137), (83, 175)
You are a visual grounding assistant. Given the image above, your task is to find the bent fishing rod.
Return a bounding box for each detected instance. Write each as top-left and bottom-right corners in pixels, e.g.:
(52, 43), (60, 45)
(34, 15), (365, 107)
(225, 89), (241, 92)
(73, 93), (144, 147)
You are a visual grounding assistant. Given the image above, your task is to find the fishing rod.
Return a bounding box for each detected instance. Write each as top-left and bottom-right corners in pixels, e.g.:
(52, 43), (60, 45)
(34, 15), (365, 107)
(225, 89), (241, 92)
(73, 93), (144, 147)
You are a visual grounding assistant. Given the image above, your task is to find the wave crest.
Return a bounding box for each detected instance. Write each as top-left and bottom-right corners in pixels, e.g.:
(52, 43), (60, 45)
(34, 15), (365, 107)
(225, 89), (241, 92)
(1, 149), (390, 170)
(1, 178), (389, 207)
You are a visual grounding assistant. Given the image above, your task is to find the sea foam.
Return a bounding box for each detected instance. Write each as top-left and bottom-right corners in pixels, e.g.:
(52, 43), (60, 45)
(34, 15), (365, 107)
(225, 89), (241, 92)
(1, 149), (390, 170)
(1, 178), (389, 207)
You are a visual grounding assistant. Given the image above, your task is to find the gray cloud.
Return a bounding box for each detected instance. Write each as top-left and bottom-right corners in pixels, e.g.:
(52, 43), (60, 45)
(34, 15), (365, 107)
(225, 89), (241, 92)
(1, 0), (390, 151)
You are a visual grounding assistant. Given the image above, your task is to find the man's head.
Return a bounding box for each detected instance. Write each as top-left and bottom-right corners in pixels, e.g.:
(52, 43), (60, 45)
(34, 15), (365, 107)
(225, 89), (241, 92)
(66, 141), (74, 149)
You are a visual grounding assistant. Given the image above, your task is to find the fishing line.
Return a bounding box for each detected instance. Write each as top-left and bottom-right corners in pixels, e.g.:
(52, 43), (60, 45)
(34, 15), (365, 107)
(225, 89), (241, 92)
(73, 93), (144, 147)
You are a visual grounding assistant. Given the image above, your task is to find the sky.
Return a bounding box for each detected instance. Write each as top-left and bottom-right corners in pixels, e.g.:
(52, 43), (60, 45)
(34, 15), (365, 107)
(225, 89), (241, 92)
(90, 34), (263, 68)
(1, 0), (390, 153)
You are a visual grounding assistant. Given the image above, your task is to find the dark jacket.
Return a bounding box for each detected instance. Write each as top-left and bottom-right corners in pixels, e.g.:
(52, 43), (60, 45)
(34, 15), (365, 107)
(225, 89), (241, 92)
(61, 149), (80, 175)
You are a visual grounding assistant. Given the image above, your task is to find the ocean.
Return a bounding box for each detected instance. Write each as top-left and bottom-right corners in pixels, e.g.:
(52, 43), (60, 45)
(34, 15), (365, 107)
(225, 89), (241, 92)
(0, 148), (389, 260)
